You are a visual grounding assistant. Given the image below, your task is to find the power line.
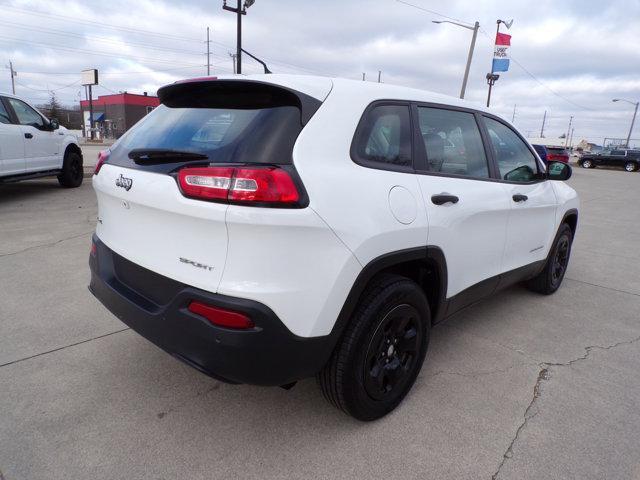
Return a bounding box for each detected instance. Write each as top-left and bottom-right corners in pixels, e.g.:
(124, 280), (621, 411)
(394, 0), (471, 25)
(0, 5), (202, 43)
(508, 57), (594, 111)
(0, 20), (203, 56)
(14, 79), (80, 92)
(476, 27), (593, 111)
(0, 36), (202, 67)
(17, 65), (206, 76)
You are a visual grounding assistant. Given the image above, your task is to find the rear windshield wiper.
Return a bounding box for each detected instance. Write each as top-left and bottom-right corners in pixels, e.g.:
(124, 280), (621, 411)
(128, 148), (209, 164)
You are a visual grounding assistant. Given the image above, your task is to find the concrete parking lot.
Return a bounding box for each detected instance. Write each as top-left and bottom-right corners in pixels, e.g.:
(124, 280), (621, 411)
(1, 166), (639, 480)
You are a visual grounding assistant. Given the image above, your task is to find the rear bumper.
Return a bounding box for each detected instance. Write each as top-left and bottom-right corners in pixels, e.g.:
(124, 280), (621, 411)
(88, 235), (336, 386)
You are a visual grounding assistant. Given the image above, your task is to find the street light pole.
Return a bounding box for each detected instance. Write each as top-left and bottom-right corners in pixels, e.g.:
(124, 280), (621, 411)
(236, 0), (242, 73)
(613, 98), (639, 148)
(432, 20), (479, 100)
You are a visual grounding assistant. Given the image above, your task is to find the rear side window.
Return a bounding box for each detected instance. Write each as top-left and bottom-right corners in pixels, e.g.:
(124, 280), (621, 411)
(114, 104), (302, 165)
(418, 107), (489, 178)
(352, 104), (412, 170)
(484, 117), (539, 183)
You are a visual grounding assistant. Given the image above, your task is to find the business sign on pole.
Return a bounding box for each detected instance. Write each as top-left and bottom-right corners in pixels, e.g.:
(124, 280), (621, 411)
(81, 69), (99, 85)
(492, 33), (511, 72)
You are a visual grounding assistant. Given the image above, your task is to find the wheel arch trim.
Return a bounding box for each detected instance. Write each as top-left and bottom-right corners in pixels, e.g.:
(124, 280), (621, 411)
(331, 246), (448, 337)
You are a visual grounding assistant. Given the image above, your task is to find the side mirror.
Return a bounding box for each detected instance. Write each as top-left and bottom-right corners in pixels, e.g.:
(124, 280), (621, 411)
(50, 118), (59, 130)
(504, 164), (535, 182)
(547, 161), (572, 181)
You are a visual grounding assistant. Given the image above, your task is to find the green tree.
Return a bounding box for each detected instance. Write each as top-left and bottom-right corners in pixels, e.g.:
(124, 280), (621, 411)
(47, 92), (61, 121)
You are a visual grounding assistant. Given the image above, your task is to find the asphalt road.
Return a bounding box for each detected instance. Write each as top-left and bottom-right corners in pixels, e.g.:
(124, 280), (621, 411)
(1, 166), (640, 480)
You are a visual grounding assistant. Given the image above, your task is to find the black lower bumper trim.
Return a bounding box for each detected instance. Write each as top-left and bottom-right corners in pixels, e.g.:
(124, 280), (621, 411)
(88, 235), (337, 386)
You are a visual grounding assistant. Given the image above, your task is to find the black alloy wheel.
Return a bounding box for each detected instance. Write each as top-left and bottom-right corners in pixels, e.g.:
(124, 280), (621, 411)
(363, 304), (422, 401)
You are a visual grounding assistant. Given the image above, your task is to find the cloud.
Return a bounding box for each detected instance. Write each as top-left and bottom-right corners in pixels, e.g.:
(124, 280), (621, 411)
(0, 0), (638, 144)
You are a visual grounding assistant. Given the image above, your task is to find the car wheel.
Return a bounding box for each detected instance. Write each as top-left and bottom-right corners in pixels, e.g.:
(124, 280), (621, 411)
(624, 161), (637, 172)
(580, 159), (592, 168)
(57, 151), (84, 188)
(317, 274), (431, 421)
(527, 223), (573, 295)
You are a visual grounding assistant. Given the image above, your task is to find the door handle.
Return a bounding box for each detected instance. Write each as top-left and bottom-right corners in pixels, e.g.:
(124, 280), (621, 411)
(24, 132), (33, 139)
(512, 194), (528, 202)
(431, 194), (459, 205)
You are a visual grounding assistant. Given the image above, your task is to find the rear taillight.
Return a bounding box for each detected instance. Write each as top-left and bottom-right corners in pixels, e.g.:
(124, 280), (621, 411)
(90, 241), (97, 256)
(177, 166), (300, 206)
(188, 301), (254, 329)
(94, 150), (110, 175)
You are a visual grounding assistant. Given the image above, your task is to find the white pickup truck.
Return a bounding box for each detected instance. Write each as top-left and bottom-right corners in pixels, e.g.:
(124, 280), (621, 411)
(0, 92), (83, 187)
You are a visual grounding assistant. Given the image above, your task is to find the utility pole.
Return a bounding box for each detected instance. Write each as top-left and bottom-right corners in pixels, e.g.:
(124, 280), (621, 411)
(540, 110), (547, 137)
(378, 70), (382, 83)
(206, 27), (212, 75)
(569, 127), (575, 149)
(362, 72), (366, 81)
(627, 103), (639, 148)
(564, 116), (573, 147)
(223, 0), (255, 75)
(612, 98), (639, 148)
(229, 53), (237, 74)
(7, 61), (16, 94)
(511, 104), (516, 123)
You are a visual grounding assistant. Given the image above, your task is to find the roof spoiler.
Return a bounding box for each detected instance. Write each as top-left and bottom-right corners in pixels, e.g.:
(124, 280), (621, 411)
(157, 79), (322, 125)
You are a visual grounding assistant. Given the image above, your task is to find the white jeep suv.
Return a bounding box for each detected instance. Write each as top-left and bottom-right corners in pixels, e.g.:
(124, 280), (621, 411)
(0, 93), (83, 187)
(89, 75), (579, 420)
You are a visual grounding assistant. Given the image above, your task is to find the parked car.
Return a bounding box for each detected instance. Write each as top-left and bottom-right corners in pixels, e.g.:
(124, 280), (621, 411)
(532, 144), (570, 163)
(546, 146), (570, 163)
(89, 75), (579, 420)
(0, 93), (83, 187)
(532, 144), (549, 162)
(579, 149), (640, 172)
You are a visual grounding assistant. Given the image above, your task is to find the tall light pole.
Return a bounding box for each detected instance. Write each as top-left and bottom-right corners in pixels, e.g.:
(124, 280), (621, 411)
(612, 98), (639, 148)
(432, 20), (479, 99)
(223, 0), (255, 74)
(486, 18), (513, 107)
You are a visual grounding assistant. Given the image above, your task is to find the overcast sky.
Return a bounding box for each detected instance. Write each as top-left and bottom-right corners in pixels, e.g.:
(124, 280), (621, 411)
(1, 0), (639, 145)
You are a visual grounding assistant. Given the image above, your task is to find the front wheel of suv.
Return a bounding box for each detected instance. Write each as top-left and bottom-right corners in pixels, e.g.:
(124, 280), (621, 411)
(527, 223), (573, 295)
(317, 274), (431, 421)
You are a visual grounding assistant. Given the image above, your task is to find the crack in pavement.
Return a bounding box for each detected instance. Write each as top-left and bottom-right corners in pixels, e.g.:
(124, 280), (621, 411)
(0, 328), (131, 368)
(565, 277), (640, 298)
(491, 335), (640, 479)
(427, 363), (533, 380)
(0, 230), (94, 258)
(156, 382), (221, 420)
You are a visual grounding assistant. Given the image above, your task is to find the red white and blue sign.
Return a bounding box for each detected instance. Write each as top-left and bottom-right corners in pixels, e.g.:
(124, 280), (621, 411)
(492, 32), (511, 72)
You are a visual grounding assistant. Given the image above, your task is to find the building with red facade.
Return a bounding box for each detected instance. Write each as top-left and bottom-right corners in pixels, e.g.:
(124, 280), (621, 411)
(80, 92), (160, 139)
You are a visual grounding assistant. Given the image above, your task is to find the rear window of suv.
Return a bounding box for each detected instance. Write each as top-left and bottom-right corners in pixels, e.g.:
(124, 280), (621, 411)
(113, 103), (302, 165)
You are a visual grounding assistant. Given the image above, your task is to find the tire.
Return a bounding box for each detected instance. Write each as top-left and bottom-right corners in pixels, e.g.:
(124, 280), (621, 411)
(580, 159), (593, 168)
(527, 223), (573, 295)
(317, 274), (431, 421)
(624, 161), (637, 172)
(57, 151), (84, 188)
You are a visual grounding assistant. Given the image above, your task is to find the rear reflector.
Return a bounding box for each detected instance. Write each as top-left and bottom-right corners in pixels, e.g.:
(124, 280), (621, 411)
(178, 166), (300, 206)
(94, 150), (110, 175)
(90, 242), (97, 256)
(188, 301), (255, 329)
